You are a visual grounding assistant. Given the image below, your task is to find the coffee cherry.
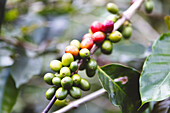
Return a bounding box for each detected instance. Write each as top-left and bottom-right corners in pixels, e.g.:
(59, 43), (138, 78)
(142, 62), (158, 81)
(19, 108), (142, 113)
(87, 58), (97, 70)
(101, 20), (114, 33)
(70, 61), (78, 72)
(52, 77), (61, 87)
(145, 1), (154, 14)
(90, 21), (102, 33)
(106, 3), (119, 14)
(45, 87), (57, 100)
(86, 69), (96, 77)
(80, 38), (94, 50)
(69, 87), (81, 99)
(65, 45), (79, 57)
(72, 74), (81, 86)
(50, 60), (62, 72)
(92, 31), (105, 43)
(106, 15), (118, 23)
(44, 73), (55, 85)
(79, 78), (90, 91)
(79, 48), (90, 58)
(82, 33), (93, 40)
(62, 53), (74, 66)
(122, 26), (132, 39)
(54, 99), (68, 107)
(108, 31), (122, 43)
(55, 87), (68, 100)
(101, 40), (113, 54)
(70, 40), (81, 49)
(61, 77), (73, 89)
(60, 67), (71, 78)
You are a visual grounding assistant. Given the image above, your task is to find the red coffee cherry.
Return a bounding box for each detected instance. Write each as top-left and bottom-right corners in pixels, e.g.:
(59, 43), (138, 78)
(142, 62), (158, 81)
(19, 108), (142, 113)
(92, 31), (105, 43)
(82, 33), (93, 40)
(80, 38), (94, 50)
(90, 21), (102, 33)
(101, 20), (114, 33)
(65, 45), (79, 57)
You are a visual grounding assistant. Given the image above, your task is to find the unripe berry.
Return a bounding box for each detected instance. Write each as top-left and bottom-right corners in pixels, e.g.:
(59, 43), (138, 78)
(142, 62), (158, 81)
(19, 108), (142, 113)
(106, 15), (118, 23)
(92, 31), (105, 43)
(79, 48), (90, 58)
(55, 87), (68, 100)
(122, 26), (132, 39)
(87, 58), (97, 71)
(54, 99), (68, 107)
(50, 60), (62, 72)
(65, 45), (79, 57)
(80, 38), (94, 50)
(70, 61), (78, 72)
(60, 67), (71, 78)
(72, 74), (81, 86)
(62, 53), (74, 66)
(145, 1), (154, 14)
(108, 31), (122, 43)
(101, 20), (114, 33)
(106, 3), (119, 14)
(69, 87), (81, 99)
(90, 21), (102, 33)
(44, 73), (55, 85)
(52, 77), (61, 87)
(86, 69), (96, 77)
(45, 87), (57, 100)
(101, 40), (113, 54)
(61, 77), (73, 89)
(79, 78), (90, 91)
(82, 33), (93, 40)
(70, 40), (81, 49)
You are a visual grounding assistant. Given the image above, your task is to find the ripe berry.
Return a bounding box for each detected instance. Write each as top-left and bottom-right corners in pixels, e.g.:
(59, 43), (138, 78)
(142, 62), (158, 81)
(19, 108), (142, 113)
(54, 99), (68, 107)
(72, 74), (81, 86)
(79, 78), (90, 91)
(92, 31), (105, 43)
(80, 38), (94, 50)
(44, 73), (55, 85)
(60, 67), (71, 78)
(90, 21), (102, 33)
(55, 87), (68, 100)
(122, 26), (132, 39)
(108, 31), (122, 43)
(79, 48), (90, 59)
(65, 45), (79, 57)
(101, 40), (113, 54)
(69, 87), (81, 99)
(70, 61), (78, 72)
(106, 3), (119, 14)
(70, 40), (81, 49)
(145, 1), (154, 14)
(101, 20), (114, 33)
(106, 15), (118, 23)
(45, 87), (57, 100)
(61, 77), (73, 89)
(52, 77), (61, 87)
(62, 53), (74, 66)
(50, 60), (62, 72)
(82, 33), (93, 40)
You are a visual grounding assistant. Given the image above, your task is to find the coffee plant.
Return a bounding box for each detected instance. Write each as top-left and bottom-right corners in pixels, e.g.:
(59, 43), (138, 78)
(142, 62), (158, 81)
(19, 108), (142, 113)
(0, 0), (170, 113)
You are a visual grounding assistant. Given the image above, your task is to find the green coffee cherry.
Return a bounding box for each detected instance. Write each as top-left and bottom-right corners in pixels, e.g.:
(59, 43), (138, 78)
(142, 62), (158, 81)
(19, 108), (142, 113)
(145, 1), (154, 14)
(70, 61), (78, 72)
(54, 99), (68, 107)
(44, 73), (55, 85)
(122, 26), (132, 39)
(106, 3), (119, 14)
(55, 87), (68, 100)
(80, 78), (90, 91)
(101, 40), (113, 54)
(70, 40), (81, 49)
(45, 87), (57, 100)
(106, 14), (118, 23)
(61, 77), (73, 89)
(50, 60), (62, 72)
(62, 53), (74, 66)
(72, 74), (81, 86)
(87, 58), (97, 70)
(60, 67), (71, 78)
(86, 69), (96, 77)
(79, 48), (90, 59)
(69, 87), (81, 99)
(108, 31), (122, 43)
(52, 77), (61, 87)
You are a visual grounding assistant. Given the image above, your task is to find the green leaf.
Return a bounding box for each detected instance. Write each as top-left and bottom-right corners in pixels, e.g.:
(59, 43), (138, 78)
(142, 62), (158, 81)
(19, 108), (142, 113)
(164, 16), (170, 30)
(0, 68), (19, 113)
(98, 64), (142, 113)
(11, 56), (43, 88)
(140, 32), (170, 105)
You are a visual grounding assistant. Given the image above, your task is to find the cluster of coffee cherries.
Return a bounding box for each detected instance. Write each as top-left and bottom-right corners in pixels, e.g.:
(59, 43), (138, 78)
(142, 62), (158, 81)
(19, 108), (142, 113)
(43, 2), (125, 106)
